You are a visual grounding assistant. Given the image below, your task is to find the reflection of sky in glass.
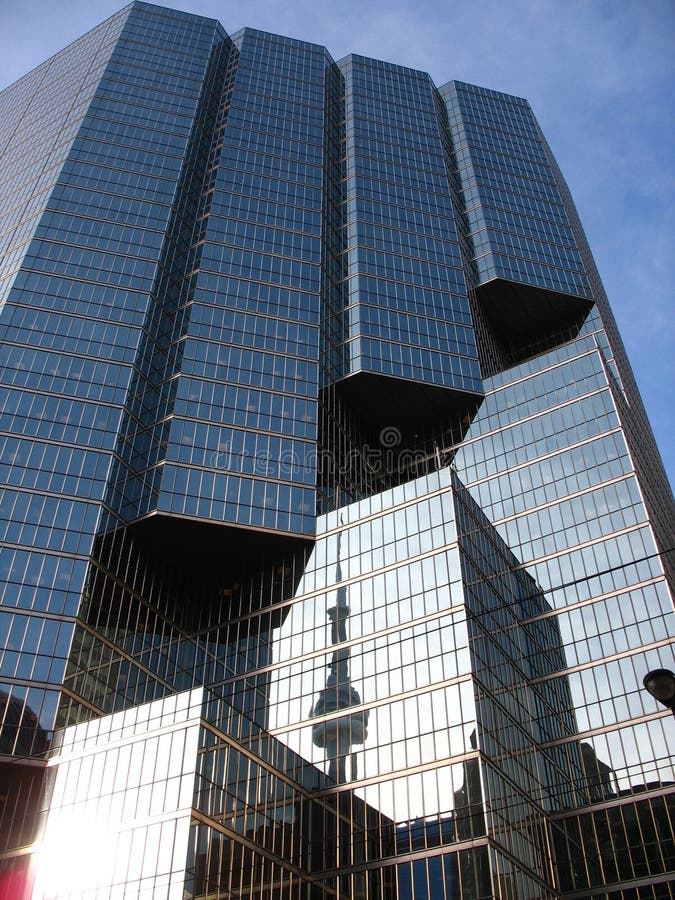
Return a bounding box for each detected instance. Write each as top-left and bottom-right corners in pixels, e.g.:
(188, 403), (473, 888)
(268, 471), (478, 821)
(268, 466), (675, 825)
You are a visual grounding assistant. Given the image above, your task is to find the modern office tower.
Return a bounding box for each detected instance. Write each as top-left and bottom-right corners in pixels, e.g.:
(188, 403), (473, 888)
(0, 2), (673, 898)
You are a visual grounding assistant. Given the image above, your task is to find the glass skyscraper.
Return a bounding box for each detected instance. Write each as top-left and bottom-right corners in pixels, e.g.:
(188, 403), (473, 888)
(0, 3), (673, 898)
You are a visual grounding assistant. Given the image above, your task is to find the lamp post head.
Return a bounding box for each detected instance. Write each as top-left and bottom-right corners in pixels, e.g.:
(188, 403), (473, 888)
(643, 668), (675, 712)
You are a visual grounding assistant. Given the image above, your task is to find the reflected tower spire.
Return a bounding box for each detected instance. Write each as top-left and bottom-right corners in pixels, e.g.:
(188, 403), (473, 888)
(311, 525), (369, 782)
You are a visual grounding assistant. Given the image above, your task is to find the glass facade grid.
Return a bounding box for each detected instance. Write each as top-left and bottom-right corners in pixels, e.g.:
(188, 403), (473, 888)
(441, 81), (591, 300)
(32, 688), (203, 900)
(0, 4), (673, 899)
(160, 28), (327, 536)
(338, 57), (481, 393)
(0, 3), (229, 763)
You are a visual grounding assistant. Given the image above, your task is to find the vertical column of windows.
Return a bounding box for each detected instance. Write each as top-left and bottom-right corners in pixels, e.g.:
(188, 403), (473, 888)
(339, 57), (481, 394)
(0, 6), (226, 752)
(100, 21), (233, 526)
(164, 31), (326, 536)
(441, 81), (590, 299)
(454, 341), (675, 895)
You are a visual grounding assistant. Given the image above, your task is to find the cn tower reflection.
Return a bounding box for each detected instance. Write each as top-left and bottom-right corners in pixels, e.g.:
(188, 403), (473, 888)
(310, 528), (369, 783)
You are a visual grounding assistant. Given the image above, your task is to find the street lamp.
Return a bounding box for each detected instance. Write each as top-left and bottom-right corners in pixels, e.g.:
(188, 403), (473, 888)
(643, 668), (675, 716)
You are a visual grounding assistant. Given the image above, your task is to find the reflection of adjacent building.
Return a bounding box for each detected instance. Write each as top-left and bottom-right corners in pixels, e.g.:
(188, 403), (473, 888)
(24, 465), (588, 899)
(269, 469), (597, 897)
(552, 742), (675, 894)
(310, 532), (369, 784)
(30, 686), (391, 900)
(27, 674), (674, 899)
(4, 463), (672, 900)
(580, 741), (617, 802)
(0, 4), (674, 897)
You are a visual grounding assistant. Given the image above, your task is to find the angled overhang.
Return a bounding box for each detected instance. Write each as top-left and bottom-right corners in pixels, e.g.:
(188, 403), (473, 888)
(334, 371), (483, 444)
(476, 277), (594, 365)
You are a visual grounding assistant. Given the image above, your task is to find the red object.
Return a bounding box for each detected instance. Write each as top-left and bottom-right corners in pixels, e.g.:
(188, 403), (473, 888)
(0, 859), (34, 900)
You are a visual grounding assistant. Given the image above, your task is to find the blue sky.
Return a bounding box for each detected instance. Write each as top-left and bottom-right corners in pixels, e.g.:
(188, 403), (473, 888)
(1, 0), (673, 485)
